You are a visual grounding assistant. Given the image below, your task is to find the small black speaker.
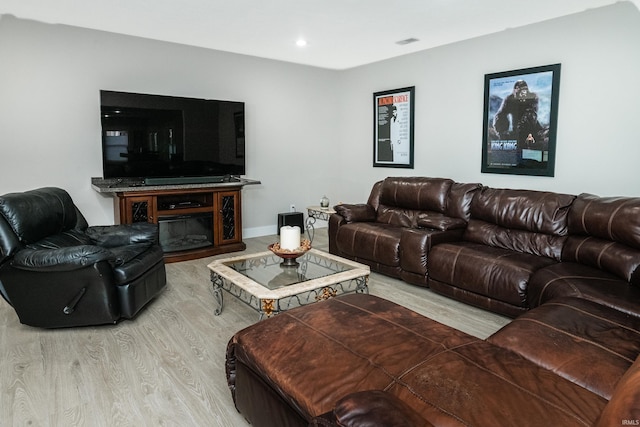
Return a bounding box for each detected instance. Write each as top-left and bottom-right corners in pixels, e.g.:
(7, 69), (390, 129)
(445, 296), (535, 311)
(277, 212), (304, 235)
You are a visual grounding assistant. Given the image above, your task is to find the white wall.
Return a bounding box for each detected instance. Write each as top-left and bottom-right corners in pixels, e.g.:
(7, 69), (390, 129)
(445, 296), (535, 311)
(328, 2), (640, 205)
(0, 14), (339, 237)
(1, 2), (639, 238)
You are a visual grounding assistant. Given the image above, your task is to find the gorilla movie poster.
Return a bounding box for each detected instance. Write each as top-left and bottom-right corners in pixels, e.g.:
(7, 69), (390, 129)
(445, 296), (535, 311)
(483, 64), (560, 176)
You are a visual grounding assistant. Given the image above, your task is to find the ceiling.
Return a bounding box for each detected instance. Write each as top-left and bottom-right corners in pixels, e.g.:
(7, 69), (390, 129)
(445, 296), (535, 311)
(0, 0), (634, 70)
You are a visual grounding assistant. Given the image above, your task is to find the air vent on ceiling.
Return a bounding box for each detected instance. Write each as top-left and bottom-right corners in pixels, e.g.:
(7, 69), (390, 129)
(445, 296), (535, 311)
(396, 38), (419, 46)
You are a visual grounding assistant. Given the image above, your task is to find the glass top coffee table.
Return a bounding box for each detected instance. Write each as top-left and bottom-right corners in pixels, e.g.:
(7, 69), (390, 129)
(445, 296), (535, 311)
(208, 248), (370, 319)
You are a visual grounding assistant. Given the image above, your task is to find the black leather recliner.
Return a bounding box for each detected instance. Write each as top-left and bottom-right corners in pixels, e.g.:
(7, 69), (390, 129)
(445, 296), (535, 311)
(0, 187), (167, 328)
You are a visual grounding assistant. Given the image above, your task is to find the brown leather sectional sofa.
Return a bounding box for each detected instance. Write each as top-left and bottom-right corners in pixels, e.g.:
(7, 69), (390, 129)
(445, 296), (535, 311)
(329, 177), (640, 318)
(227, 294), (640, 426)
(225, 177), (640, 426)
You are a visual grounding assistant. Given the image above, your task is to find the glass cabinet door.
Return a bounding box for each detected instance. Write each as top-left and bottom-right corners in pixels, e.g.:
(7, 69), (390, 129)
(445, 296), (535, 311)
(216, 190), (241, 245)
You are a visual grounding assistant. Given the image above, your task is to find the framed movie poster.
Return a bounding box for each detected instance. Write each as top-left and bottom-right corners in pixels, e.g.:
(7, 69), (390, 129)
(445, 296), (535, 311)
(373, 86), (415, 168)
(482, 64), (561, 176)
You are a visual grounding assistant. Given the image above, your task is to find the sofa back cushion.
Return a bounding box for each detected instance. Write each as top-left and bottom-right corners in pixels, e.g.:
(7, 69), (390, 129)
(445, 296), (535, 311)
(464, 188), (575, 260)
(464, 220), (567, 260)
(564, 193), (640, 284)
(568, 193), (640, 248)
(375, 177), (479, 228)
(563, 237), (640, 285)
(379, 177), (453, 212)
(470, 188), (575, 235)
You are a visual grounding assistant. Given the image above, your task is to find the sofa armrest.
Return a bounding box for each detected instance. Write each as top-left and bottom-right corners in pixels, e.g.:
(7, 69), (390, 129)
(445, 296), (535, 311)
(11, 246), (114, 271)
(400, 227), (465, 276)
(333, 204), (376, 223)
(309, 390), (433, 427)
(416, 212), (467, 231)
(86, 223), (159, 247)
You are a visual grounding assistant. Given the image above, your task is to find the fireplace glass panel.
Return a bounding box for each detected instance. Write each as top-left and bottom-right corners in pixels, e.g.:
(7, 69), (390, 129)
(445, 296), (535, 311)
(158, 213), (213, 252)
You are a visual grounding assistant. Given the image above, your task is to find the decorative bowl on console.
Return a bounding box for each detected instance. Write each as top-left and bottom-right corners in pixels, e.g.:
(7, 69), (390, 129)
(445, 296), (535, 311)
(268, 239), (312, 267)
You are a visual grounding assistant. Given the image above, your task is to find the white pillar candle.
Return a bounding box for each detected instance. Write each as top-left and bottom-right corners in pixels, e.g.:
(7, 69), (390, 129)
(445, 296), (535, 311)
(280, 226), (301, 250)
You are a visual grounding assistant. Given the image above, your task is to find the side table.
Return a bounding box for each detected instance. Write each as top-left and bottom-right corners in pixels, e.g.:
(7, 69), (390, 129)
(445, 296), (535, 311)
(306, 206), (336, 243)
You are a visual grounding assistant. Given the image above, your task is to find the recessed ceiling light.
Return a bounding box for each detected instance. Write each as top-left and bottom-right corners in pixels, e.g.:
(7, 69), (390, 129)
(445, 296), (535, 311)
(296, 39), (307, 47)
(396, 37), (419, 45)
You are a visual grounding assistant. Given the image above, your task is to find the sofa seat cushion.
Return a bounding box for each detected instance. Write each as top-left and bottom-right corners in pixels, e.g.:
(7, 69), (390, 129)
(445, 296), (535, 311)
(334, 222), (402, 266)
(227, 294), (606, 426)
(428, 242), (557, 309)
(488, 297), (640, 399)
(528, 262), (640, 317)
(391, 337), (605, 427)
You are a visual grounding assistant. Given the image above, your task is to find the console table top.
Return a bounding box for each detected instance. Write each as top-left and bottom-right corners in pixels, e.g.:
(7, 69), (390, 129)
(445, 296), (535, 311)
(91, 177), (261, 194)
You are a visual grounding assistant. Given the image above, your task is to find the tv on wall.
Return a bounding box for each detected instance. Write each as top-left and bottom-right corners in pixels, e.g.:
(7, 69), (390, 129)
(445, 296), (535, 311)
(100, 90), (245, 185)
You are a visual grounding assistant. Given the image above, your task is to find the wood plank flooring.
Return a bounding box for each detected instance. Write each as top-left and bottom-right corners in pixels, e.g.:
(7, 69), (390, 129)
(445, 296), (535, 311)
(0, 230), (510, 426)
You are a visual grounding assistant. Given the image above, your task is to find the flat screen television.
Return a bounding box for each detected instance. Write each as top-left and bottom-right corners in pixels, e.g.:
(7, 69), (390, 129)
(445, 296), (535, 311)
(100, 90), (245, 185)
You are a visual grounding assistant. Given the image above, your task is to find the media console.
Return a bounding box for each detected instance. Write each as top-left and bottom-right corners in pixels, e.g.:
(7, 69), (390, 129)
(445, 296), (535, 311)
(92, 177), (260, 262)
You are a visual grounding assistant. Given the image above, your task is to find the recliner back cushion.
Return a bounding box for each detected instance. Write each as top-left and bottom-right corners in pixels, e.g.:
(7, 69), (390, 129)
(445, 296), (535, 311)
(470, 187), (575, 235)
(379, 177), (453, 212)
(0, 187), (85, 245)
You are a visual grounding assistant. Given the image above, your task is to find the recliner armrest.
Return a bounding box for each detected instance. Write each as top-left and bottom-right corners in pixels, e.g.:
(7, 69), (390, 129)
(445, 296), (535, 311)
(86, 223), (159, 247)
(333, 204), (376, 223)
(11, 245), (114, 271)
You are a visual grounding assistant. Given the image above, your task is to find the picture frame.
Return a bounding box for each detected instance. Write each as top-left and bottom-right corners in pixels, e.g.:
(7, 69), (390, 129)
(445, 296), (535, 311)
(481, 64), (561, 176)
(373, 86), (415, 168)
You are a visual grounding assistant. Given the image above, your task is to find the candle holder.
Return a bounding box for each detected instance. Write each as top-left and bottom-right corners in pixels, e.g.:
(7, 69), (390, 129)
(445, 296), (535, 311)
(268, 239), (311, 267)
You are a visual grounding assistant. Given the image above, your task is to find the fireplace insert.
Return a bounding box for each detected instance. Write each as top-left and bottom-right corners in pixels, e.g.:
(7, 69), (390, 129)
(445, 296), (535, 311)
(158, 212), (213, 252)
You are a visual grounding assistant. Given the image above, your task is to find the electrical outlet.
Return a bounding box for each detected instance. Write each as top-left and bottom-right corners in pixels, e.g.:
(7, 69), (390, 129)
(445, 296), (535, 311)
(290, 204), (296, 212)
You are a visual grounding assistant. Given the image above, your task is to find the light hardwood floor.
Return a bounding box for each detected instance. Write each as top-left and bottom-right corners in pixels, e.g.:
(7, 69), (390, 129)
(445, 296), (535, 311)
(0, 230), (510, 426)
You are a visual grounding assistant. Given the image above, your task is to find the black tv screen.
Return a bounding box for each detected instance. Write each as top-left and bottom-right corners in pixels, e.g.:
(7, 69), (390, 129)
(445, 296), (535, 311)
(100, 90), (245, 183)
